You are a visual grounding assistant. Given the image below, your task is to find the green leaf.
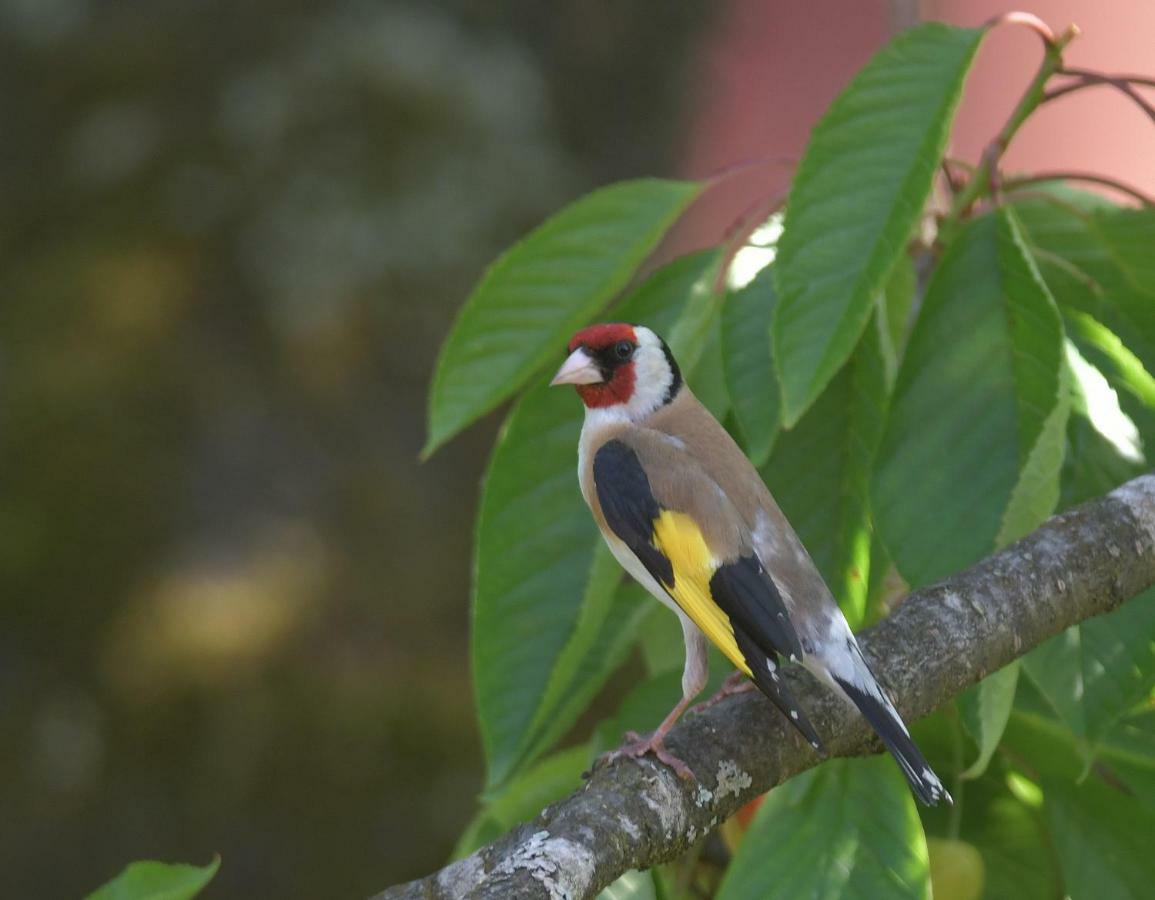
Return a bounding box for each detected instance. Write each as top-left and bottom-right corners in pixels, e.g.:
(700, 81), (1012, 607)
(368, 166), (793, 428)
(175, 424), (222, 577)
(1045, 777), (1155, 900)
(1100, 711), (1155, 812)
(717, 757), (930, 900)
(1087, 208), (1155, 376)
(85, 859), (219, 900)
(683, 309), (731, 420)
(454, 744), (589, 857)
(1014, 196), (1155, 378)
(954, 773), (1058, 900)
(472, 380), (601, 789)
(1068, 313), (1155, 411)
(763, 308), (891, 628)
(1093, 208), (1155, 291)
(1061, 409), (1147, 510)
(772, 23), (984, 424)
(958, 662), (1020, 779)
(1023, 586), (1155, 749)
(996, 362), (1070, 547)
(1007, 701), (1155, 814)
(872, 210), (1066, 589)
(721, 267), (780, 466)
(663, 253), (724, 373)
(424, 178), (701, 455)
(473, 252), (717, 789)
(880, 253), (917, 381)
(513, 548), (649, 782)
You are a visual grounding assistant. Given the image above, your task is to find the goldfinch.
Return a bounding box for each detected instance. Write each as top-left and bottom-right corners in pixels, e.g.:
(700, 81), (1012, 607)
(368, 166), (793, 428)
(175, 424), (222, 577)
(551, 322), (950, 805)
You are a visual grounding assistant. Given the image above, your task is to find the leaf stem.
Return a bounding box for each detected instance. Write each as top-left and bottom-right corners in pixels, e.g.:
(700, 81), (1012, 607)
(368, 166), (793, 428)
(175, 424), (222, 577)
(941, 21), (1079, 238)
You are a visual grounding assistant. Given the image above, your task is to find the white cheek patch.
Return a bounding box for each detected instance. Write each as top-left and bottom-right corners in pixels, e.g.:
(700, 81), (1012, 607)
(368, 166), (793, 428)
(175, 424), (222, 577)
(621, 328), (674, 419)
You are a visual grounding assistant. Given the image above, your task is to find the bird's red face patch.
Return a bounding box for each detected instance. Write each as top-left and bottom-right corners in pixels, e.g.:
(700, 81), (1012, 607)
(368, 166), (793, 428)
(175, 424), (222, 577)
(565, 323), (638, 409)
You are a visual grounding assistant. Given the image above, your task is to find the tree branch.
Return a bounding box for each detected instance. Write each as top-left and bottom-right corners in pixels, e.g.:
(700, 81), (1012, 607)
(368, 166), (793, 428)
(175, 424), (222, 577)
(376, 475), (1155, 900)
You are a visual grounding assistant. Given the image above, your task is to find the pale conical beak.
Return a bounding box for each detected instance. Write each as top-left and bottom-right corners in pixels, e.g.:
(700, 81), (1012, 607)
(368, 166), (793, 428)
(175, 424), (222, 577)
(550, 347), (603, 386)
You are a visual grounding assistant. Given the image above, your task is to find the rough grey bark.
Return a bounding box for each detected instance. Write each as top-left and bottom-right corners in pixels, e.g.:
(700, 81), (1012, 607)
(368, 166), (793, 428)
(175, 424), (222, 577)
(376, 475), (1155, 900)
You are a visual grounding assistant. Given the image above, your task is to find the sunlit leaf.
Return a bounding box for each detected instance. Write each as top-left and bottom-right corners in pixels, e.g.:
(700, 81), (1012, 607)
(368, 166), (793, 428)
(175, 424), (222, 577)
(872, 210), (1066, 588)
(425, 179), (701, 455)
(85, 858), (219, 900)
(716, 757), (930, 900)
(1064, 314), (1154, 461)
(598, 869), (658, 900)
(1059, 341), (1147, 510)
(773, 23), (983, 424)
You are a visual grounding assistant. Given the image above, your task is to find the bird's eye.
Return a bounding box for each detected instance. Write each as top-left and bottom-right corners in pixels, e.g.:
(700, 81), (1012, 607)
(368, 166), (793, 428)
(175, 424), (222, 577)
(614, 340), (634, 360)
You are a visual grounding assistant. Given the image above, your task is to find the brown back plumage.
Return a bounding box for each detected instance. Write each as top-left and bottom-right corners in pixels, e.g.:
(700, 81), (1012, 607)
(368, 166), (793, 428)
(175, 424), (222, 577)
(579, 387), (837, 639)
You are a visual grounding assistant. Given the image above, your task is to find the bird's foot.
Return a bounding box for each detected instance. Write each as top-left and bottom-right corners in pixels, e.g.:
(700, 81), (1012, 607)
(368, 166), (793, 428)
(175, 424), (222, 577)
(596, 730), (695, 781)
(690, 671), (756, 714)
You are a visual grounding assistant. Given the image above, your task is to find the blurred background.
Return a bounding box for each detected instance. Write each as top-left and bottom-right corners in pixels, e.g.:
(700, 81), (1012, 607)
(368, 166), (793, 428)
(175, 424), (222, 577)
(1, 1), (1150, 897)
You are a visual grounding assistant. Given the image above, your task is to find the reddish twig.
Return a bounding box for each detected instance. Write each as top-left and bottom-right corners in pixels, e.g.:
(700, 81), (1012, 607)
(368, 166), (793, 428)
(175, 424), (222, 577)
(1062, 66), (1155, 90)
(702, 154), (797, 188)
(1002, 171), (1155, 207)
(1043, 72), (1155, 127)
(941, 160), (962, 195)
(982, 10), (1059, 47)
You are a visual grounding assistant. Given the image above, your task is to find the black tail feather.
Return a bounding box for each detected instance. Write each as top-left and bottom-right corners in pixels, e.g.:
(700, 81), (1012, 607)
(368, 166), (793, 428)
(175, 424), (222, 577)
(735, 628), (826, 755)
(833, 676), (951, 806)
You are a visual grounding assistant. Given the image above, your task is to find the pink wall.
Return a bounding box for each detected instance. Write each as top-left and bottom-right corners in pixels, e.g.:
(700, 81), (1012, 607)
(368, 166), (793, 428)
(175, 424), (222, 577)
(676, 0), (1154, 249)
(934, 0), (1155, 193)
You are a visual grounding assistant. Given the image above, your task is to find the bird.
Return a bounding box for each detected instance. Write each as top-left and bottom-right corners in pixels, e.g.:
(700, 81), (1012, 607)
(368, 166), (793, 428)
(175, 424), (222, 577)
(550, 321), (950, 805)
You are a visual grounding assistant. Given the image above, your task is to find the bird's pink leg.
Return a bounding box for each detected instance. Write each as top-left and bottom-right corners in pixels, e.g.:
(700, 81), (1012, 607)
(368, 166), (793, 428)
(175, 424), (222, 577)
(597, 694), (697, 780)
(597, 615), (709, 780)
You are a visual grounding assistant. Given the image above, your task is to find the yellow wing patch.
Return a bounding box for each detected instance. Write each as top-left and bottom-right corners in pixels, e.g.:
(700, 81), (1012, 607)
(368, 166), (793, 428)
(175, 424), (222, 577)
(651, 510), (752, 677)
